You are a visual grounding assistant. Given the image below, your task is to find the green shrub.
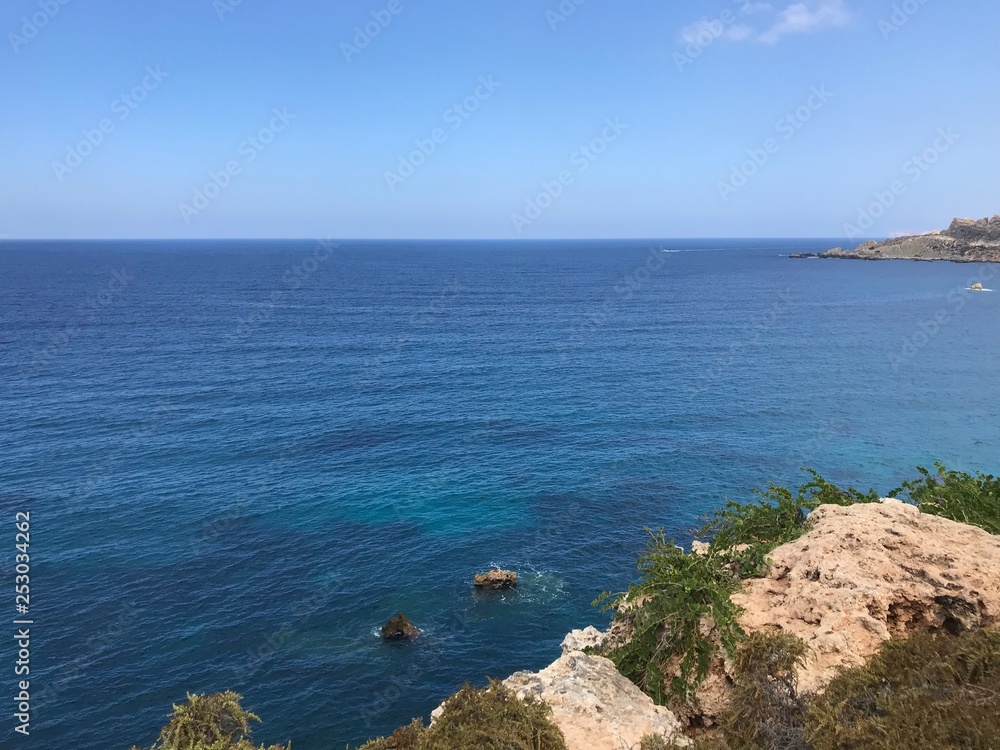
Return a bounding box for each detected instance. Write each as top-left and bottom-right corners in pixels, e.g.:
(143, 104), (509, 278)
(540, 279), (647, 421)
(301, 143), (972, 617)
(600, 471), (874, 705)
(132, 691), (289, 750)
(354, 681), (567, 750)
(805, 631), (1000, 750)
(701, 470), (878, 558)
(597, 531), (746, 703)
(720, 632), (809, 750)
(892, 462), (1000, 534)
(355, 719), (424, 750)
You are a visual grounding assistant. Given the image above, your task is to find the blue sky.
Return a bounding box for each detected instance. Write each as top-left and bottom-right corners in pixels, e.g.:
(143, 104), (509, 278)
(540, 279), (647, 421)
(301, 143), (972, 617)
(3, 0), (998, 239)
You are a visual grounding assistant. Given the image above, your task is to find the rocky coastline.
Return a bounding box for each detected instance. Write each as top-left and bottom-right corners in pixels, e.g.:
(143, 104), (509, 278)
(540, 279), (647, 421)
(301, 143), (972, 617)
(131, 471), (1000, 750)
(803, 215), (1000, 262)
(459, 499), (1000, 748)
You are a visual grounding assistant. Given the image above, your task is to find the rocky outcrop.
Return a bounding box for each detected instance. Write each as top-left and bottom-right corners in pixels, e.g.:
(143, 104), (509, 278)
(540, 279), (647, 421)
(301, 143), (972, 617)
(474, 568), (517, 589)
(818, 215), (1000, 262)
(732, 499), (1000, 693)
(380, 612), (419, 640)
(561, 626), (606, 654)
(505, 651), (689, 750)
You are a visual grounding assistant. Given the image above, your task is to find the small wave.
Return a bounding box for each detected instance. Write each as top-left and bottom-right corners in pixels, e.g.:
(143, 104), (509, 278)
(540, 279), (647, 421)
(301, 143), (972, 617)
(478, 563), (568, 605)
(968, 288), (995, 292)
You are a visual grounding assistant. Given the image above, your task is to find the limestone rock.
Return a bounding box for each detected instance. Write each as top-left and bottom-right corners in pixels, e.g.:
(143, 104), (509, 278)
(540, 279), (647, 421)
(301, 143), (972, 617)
(505, 651), (689, 750)
(474, 568), (517, 589)
(380, 612), (419, 641)
(972, 282), (985, 290)
(819, 214), (1000, 262)
(732, 500), (1000, 694)
(561, 626), (606, 654)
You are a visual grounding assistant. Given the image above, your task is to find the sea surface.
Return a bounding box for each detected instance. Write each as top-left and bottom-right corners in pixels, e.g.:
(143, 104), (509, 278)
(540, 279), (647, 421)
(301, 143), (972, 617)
(1, 239), (998, 749)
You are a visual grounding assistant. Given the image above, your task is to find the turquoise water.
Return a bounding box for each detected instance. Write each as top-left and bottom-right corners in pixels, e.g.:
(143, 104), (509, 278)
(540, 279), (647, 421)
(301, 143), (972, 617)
(1, 239), (998, 749)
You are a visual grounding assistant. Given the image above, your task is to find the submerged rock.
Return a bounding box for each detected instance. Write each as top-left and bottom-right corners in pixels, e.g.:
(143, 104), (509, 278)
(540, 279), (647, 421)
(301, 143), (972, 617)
(505, 651), (689, 750)
(381, 612), (419, 641)
(474, 568), (517, 589)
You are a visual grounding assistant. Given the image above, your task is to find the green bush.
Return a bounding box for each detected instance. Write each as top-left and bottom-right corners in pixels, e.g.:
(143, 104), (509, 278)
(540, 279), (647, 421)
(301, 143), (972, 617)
(600, 471), (874, 705)
(719, 632), (810, 750)
(131, 691), (289, 750)
(355, 681), (567, 750)
(701, 470), (878, 558)
(805, 630), (1000, 750)
(892, 462), (1000, 535)
(597, 531), (746, 703)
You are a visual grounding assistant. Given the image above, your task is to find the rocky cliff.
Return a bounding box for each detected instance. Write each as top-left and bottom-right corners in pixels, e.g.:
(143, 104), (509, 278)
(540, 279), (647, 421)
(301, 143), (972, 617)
(500, 499), (1000, 747)
(732, 500), (1000, 693)
(820, 215), (1000, 262)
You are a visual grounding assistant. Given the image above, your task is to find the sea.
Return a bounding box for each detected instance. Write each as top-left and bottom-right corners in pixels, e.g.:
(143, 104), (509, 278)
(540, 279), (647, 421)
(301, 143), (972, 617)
(1, 238), (998, 749)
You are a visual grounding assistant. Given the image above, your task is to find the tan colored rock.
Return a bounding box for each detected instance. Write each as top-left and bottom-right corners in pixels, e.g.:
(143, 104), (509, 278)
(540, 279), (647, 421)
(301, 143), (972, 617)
(732, 500), (1000, 694)
(972, 282), (985, 290)
(561, 626), (606, 653)
(474, 568), (517, 589)
(505, 651), (689, 750)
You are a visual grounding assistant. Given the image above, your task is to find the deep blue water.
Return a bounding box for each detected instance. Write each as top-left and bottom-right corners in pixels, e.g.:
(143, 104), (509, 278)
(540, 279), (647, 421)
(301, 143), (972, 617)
(1, 239), (998, 750)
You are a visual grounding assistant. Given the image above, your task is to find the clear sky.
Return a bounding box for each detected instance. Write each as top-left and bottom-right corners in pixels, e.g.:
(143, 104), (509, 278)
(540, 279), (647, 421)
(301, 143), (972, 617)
(3, 0), (998, 239)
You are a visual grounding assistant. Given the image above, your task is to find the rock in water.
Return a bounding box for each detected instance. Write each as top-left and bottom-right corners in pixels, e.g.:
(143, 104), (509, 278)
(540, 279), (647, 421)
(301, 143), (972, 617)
(474, 568), (517, 589)
(505, 651), (689, 750)
(381, 612), (419, 640)
(972, 282), (985, 290)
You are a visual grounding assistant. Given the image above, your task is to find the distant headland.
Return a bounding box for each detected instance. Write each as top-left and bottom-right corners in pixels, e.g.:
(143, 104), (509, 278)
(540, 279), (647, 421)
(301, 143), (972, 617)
(793, 215), (1000, 263)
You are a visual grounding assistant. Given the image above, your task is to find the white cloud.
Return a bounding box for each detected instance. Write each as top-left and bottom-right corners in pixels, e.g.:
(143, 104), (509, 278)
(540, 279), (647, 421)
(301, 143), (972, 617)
(757, 0), (850, 44)
(726, 24), (756, 41)
(738, 2), (774, 14)
(678, 0), (850, 47)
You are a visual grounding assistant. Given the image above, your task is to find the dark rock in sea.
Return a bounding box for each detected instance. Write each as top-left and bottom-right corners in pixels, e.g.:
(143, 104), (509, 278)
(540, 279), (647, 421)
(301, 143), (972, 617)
(789, 252), (817, 258)
(821, 214), (1000, 263)
(381, 612), (420, 640)
(474, 568), (517, 590)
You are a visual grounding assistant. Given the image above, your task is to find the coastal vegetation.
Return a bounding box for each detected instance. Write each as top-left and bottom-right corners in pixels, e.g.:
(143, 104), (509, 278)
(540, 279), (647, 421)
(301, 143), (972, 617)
(598, 464), (999, 707)
(130, 464), (999, 750)
(354, 681), (567, 750)
(129, 691), (289, 750)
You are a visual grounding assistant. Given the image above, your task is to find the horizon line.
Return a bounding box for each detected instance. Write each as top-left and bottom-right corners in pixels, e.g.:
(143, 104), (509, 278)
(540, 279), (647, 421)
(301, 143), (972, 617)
(0, 236), (868, 243)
